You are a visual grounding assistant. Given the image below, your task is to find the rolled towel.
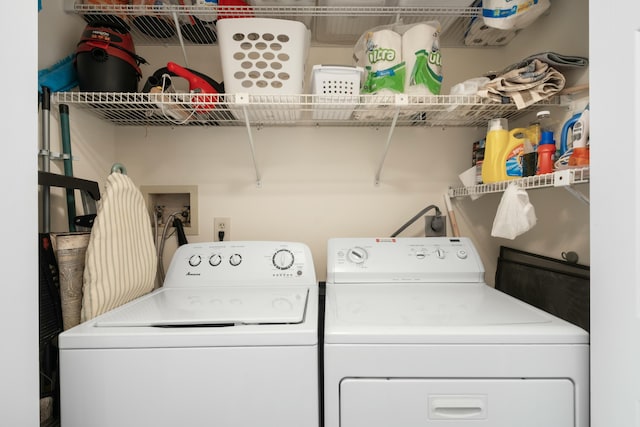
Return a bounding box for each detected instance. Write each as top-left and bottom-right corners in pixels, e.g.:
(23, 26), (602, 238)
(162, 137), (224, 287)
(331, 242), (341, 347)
(488, 52), (589, 77)
(402, 22), (443, 95)
(477, 59), (565, 109)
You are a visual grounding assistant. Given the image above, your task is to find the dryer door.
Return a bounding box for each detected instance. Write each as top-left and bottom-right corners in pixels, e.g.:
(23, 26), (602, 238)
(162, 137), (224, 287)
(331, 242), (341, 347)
(340, 378), (574, 427)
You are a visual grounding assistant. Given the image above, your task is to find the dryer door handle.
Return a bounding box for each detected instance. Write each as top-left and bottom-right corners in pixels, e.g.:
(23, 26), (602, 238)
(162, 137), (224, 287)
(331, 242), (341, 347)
(429, 395), (487, 420)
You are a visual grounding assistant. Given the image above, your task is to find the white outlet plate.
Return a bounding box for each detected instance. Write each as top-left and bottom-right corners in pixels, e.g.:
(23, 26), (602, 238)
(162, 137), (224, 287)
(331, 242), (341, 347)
(214, 217), (230, 241)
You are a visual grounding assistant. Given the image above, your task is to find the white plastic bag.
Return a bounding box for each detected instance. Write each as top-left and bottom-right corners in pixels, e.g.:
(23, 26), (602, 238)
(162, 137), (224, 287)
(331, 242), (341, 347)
(491, 183), (537, 239)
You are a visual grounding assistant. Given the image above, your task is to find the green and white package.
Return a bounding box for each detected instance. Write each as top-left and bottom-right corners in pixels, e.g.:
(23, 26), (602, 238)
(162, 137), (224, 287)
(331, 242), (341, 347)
(356, 29), (406, 95)
(402, 21), (443, 95)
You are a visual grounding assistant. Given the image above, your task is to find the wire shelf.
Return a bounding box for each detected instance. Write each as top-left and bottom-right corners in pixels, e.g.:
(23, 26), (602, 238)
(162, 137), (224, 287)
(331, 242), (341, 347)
(448, 167), (590, 198)
(52, 92), (567, 128)
(69, 4), (504, 47)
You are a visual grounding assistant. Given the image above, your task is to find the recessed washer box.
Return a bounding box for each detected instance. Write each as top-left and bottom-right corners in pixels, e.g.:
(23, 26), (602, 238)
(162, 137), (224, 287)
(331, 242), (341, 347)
(141, 185), (198, 235)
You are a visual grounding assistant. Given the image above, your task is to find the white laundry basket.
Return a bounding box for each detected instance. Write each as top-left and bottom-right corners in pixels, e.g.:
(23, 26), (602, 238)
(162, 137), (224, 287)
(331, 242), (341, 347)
(247, 0), (316, 27)
(311, 65), (364, 121)
(218, 18), (311, 122)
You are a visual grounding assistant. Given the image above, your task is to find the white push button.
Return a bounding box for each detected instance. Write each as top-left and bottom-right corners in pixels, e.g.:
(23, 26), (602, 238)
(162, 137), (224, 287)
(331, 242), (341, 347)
(457, 249), (468, 259)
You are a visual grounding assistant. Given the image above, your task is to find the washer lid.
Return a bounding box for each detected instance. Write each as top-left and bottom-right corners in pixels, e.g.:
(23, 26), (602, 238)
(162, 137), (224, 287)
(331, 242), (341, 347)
(324, 283), (588, 344)
(96, 287), (308, 327)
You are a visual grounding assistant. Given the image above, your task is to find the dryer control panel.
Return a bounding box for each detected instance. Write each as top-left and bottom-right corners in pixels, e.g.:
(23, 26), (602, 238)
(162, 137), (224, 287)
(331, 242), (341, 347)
(327, 237), (484, 284)
(164, 241), (316, 287)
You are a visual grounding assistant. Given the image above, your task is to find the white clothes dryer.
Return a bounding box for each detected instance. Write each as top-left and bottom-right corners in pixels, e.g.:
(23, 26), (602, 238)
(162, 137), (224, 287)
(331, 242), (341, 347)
(59, 241), (319, 427)
(324, 237), (588, 427)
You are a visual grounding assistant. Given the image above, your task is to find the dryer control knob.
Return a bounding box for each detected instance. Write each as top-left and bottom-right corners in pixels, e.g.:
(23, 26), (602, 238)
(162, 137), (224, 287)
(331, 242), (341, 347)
(456, 249), (468, 259)
(188, 254), (202, 266)
(435, 248), (446, 259)
(347, 247), (368, 264)
(229, 253), (242, 266)
(273, 249), (295, 270)
(209, 254), (222, 266)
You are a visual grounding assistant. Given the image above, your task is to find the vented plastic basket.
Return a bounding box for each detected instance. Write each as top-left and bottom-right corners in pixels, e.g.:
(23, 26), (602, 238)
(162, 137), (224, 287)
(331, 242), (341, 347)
(311, 65), (364, 120)
(247, 0), (316, 27)
(218, 18), (311, 121)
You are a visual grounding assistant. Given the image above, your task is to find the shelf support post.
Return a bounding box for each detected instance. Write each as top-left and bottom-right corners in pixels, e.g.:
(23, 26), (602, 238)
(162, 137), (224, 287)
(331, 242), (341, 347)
(374, 94), (407, 186)
(236, 93), (262, 187)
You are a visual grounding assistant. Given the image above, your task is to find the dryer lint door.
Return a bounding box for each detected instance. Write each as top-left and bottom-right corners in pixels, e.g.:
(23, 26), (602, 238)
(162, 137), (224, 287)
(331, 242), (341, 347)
(340, 378), (574, 427)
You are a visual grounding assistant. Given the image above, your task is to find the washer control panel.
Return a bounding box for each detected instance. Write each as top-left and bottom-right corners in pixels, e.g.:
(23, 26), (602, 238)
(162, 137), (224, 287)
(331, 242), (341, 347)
(327, 237), (484, 284)
(164, 241), (316, 287)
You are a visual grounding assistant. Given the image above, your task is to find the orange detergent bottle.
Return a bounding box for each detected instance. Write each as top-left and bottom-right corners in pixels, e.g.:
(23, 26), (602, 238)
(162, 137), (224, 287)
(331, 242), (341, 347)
(537, 130), (556, 174)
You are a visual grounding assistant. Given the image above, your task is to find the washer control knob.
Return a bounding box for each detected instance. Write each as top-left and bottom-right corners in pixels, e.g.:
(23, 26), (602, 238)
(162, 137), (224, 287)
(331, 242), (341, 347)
(347, 247), (368, 264)
(229, 253), (242, 266)
(188, 254), (202, 267)
(209, 254), (222, 267)
(273, 249), (295, 270)
(456, 249), (468, 259)
(416, 250), (426, 260)
(436, 249), (446, 259)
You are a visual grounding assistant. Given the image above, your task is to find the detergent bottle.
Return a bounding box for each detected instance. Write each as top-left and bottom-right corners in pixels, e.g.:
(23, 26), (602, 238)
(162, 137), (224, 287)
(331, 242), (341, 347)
(537, 130), (556, 174)
(526, 110), (553, 146)
(568, 105), (590, 166)
(481, 118), (526, 183)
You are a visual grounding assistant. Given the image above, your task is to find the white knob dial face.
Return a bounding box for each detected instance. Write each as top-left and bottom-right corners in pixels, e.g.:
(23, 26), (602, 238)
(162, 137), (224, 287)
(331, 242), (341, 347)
(188, 254), (202, 267)
(347, 247), (368, 264)
(273, 249), (295, 270)
(229, 254), (242, 266)
(209, 254), (222, 266)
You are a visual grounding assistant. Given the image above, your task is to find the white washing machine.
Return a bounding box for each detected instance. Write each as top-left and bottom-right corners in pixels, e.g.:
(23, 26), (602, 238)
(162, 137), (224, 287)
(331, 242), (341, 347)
(324, 237), (589, 427)
(59, 241), (319, 427)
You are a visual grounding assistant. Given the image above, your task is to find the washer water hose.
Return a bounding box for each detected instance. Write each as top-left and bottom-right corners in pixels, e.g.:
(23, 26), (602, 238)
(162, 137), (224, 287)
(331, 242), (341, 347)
(154, 210), (189, 285)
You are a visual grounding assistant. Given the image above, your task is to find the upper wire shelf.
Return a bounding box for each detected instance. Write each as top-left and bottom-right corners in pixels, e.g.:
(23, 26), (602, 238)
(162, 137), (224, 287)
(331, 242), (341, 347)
(68, 4), (501, 47)
(52, 92), (567, 128)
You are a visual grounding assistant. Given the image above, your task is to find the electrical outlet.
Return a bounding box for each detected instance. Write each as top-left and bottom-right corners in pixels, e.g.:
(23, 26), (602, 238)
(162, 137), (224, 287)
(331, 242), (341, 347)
(214, 217), (230, 241)
(424, 215), (447, 237)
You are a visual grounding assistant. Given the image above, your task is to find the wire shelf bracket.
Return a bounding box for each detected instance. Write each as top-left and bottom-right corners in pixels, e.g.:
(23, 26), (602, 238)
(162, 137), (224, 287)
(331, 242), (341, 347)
(236, 93), (262, 188)
(374, 94), (407, 186)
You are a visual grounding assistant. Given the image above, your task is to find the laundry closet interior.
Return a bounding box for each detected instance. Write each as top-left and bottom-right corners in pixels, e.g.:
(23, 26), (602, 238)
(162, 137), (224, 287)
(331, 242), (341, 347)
(37, 0), (590, 425)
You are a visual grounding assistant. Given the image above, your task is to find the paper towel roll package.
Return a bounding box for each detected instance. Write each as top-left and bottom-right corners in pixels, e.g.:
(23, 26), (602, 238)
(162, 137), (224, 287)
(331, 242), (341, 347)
(357, 29), (405, 95)
(402, 22), (443, 95)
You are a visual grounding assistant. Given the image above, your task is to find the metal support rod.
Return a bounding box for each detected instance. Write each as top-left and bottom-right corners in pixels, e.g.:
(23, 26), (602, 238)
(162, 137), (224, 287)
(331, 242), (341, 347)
(564, 186), (590, 205)
(374, 94), (407, 185)
(172, 12), (190, 68)
(40, 87), (51, 233)
(374, 107), (400, 186)
(241, 105), (262, 187)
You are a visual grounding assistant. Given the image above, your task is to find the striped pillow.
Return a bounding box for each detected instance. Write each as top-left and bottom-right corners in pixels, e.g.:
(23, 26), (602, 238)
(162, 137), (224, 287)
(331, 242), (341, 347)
(81, 172), (157, 322)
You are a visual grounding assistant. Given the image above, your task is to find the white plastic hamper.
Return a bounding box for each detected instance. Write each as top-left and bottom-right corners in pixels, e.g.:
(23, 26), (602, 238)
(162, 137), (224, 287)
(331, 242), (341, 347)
(247, 0), (316, 27)
(311, 65), (364, 121)
(218, 18), (310, 123)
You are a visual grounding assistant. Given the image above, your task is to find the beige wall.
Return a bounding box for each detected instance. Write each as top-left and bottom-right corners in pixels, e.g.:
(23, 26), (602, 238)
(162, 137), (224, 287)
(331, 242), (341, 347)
(40, 0), (590, 283)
